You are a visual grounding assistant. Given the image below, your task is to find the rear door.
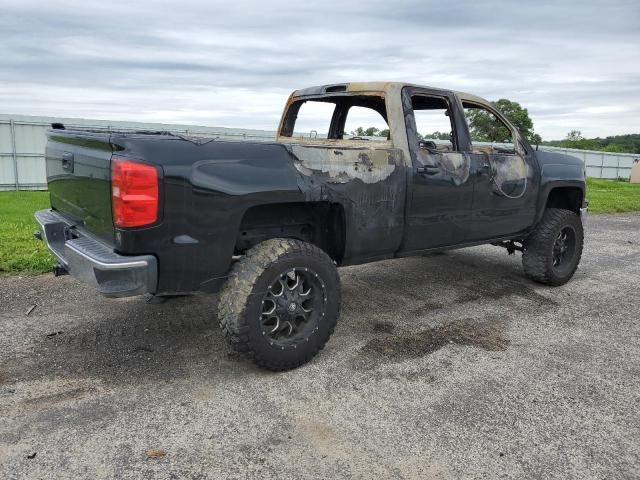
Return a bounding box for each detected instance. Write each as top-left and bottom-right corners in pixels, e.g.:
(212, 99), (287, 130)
(400, 87), (475, 251)
(46, 130), (115, 243)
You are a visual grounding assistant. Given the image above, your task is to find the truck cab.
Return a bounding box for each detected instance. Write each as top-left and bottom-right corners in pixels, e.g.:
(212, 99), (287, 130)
(275, 82), (548, 258)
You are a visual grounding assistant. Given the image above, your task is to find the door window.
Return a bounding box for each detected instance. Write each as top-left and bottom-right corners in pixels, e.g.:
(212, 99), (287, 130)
(408, 94), (469, 185)
(411, 96), (456, 152)
(462, 102), (516, 154)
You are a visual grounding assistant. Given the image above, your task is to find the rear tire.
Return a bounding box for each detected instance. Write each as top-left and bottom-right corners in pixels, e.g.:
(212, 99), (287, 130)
(522, 208), (584, 286)
(217, 238), (341, 371)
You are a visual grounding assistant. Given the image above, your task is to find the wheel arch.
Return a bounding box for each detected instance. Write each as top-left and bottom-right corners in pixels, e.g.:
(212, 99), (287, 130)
(535, 181), (585, 224)
(545, 186), (584, 214)
(235, 201), (346, 263)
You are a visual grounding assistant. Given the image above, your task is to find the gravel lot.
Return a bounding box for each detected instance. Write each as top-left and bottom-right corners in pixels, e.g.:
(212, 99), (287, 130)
(1, 213), (639, 479)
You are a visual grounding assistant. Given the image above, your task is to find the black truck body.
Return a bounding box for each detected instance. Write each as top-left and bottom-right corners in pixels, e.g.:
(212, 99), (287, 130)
(36, 82), (586, 369)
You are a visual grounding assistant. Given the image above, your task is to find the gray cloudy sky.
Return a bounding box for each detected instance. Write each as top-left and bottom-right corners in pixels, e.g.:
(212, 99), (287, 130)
(1, 0), (639, 139)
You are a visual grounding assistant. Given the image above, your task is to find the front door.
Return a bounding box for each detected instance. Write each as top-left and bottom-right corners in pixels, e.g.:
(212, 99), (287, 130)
(460, 101), (538, 239)
(401, 88), (475, 252)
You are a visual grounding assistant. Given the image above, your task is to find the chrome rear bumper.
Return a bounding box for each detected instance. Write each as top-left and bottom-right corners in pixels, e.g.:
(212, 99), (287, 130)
(34, 209), (157, 297)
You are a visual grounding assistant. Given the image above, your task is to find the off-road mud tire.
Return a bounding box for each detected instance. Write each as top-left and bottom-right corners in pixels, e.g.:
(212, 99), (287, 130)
(217, 238), (341, 371)
(523, 208), (584, 286)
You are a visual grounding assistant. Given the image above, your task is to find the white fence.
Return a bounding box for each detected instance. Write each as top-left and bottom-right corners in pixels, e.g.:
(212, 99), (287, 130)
(1, 114), (638, 190)
(0, 114), (277, 190)
(540, 146), (637, 180)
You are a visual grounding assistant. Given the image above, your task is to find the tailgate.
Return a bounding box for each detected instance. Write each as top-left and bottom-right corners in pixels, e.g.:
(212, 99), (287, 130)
(46, 130), (114, 243)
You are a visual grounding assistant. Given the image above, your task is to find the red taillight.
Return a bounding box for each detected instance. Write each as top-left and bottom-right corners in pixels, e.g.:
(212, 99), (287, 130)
(111, 157), (158, 228)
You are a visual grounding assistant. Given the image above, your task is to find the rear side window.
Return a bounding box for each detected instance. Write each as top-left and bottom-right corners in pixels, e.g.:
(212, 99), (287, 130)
(291, 101), (336, 138)
(280, 95), (389, 140)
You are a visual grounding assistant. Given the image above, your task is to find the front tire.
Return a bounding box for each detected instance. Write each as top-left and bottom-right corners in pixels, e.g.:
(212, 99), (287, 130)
(522, 208), (584, 286)
(217, 238), (341, 371)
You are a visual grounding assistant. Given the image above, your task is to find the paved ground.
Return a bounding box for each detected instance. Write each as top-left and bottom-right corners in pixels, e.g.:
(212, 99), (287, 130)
(1, 214), (639, 479)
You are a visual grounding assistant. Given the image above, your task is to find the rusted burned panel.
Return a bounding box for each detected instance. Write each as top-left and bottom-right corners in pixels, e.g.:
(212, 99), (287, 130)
(288, 144), (407, 263)
(423, 150), (471, 186)
(469, 144), (529, 197)
(346, 82), (391, 93)
(288, 144), (400, 184)
(490, 153), (529, 198)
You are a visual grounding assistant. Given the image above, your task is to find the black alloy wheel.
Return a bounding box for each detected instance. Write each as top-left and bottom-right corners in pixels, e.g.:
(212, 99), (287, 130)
(260, 268), (327, 347)
(552, 227), (577, 269)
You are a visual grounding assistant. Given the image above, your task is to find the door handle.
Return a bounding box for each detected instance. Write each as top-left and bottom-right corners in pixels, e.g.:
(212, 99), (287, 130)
(417, 166), (440, 175)
(62, 152), (74, 173)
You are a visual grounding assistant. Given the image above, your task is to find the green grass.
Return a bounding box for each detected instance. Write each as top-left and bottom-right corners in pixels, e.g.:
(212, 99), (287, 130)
(0, 191), (54, 275)
(586, 178), (640, 213)
(0, 181), (639, 275)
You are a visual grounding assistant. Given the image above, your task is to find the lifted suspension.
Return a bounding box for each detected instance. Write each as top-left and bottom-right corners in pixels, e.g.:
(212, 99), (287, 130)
(492, 240), (524, 255)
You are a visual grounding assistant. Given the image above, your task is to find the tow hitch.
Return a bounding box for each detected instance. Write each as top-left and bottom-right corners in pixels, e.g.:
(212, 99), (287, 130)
(52, 263), (69, 277)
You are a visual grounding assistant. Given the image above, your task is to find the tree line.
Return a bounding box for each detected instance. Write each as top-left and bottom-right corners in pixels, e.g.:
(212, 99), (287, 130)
(543, 131), (640, 154)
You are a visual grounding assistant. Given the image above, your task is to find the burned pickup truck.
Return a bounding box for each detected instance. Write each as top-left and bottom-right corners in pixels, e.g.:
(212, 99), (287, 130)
(35, 82), (587, 370)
